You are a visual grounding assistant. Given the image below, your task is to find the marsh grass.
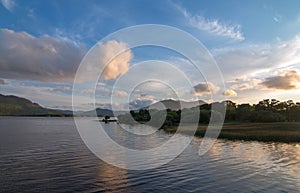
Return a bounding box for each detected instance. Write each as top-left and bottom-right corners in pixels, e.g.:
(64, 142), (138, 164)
(164, 122), (300, 143)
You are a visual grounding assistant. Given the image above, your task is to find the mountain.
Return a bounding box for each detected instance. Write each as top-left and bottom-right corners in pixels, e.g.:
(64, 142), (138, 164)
(0, 93), (207, 116)
(80, 108), (114, 117)
(149, 99), (206, 110)
(0, 93), (126, 117)
(0, 94), (61, 116)
(54, 109), (74, 115)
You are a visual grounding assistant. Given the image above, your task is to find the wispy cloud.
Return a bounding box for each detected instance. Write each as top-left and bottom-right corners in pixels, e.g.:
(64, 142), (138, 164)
(1, 0), (15, 12)
(51, 86), (72, 93)
(230, 83), (252, 91)
(273, 14), (282, 23)
(112, 90), (128, 98)
(176, 5), (244, 41)
(213, 35), (300, 81)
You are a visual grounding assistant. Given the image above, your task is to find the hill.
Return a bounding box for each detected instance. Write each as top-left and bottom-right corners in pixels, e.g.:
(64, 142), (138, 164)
(0, 94), (61, 116)
(149, 99), (206, 110)
(80, 108), (114, 117)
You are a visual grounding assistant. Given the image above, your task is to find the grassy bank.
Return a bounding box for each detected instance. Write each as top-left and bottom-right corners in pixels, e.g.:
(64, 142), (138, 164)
(163, 122), (300, 143)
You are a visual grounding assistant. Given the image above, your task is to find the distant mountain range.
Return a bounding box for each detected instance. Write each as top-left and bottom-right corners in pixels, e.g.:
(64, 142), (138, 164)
(149, 99), (206, 110)
(0, 93), (208, 116)
(80, 108), (115, 117)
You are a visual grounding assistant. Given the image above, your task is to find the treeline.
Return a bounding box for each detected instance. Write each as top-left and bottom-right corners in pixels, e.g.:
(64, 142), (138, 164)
(118, 99), (300, 126)
(226, 99), (300, 122)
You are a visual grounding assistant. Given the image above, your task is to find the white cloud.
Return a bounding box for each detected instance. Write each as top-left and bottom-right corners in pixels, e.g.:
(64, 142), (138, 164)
(273, 14), (282, 23)
(0, 28), (86, 82)
(133, 93), (155, 101)
(177, 5), (244, 41)
(1, 0), (15, 12)
(273, 17), (279, 22)
(129, 99), (157, 110)
(213, 35), (300, 81)
(112, 90), (128, 98)
(76, 40), (132, 83)
(98, 41), (132, 80)
(223, 89), (237, 97)
(51, 86), (72, 93)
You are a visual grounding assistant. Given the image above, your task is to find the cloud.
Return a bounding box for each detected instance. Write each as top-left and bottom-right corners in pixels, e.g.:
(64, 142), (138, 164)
(27, 8), (35, 18)
(127, 93), (158, 110)
(129, 99), (156, 110)
(76, 40), (132, 83)
(230, 83), (252, 91)
(223, 89), (237, 97)
(0, 29), (86, 82)
(177, 5), (244, 41)
(192, 82), (219, 96)
(1, 82), (73, 109)
(273, 14), (282, 23)
(213, 35), (300, 81)
(260, 69), (300, 90)
(133, 93), (155, 101)
(227, 76), (249, 83)
(0, 79), (7, 85)
(273, 17), (279, 22)
(1, 0), (15, 12)
(112, 90), (128, 98)
(51, 86), (72, 93)
(98, 41), (132, 80)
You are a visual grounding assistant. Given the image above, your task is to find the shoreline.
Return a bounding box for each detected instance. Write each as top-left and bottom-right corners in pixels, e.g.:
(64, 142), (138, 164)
(163, 122), (300, 143)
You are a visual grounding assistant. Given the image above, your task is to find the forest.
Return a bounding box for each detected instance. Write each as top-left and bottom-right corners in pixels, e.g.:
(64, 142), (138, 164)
(118, 99), (300, 127)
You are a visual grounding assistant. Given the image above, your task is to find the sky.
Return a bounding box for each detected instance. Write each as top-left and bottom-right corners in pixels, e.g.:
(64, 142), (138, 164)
(1, 0), (300, 110)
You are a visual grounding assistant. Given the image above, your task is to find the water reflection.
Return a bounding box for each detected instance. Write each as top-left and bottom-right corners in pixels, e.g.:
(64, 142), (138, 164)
(96, 162), (131, 192)
(199, 138), (300, 188)
(1, 117), (300, 192)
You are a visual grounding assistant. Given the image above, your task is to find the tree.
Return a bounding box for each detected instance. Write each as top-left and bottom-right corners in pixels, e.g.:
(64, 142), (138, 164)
(225, 100), (236, 121)
(236, 103), (251, 121)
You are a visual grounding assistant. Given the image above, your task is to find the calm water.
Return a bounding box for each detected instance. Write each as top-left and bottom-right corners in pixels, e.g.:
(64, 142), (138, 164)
(1, 117), (300, 192)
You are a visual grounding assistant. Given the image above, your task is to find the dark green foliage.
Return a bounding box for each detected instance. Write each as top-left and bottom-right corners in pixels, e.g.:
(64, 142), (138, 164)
(199, 110), (210, 123)
(235, 103), (252, 121)
(250, 111), (285, 122)
(119, 99), (300, 126)
(226, 99), (300, 122)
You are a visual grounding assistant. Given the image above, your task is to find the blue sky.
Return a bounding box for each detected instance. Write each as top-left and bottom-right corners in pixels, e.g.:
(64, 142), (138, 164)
(1, 0), (300, 110)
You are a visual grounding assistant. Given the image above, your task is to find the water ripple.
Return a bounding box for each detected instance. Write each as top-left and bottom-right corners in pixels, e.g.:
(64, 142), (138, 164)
(1, 117), (300, 192)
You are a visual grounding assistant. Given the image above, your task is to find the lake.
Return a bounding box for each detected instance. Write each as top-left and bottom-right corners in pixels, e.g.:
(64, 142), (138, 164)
(1, 117), (300, 192)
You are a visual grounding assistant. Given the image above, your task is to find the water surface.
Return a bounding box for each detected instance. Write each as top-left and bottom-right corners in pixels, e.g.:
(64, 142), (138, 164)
(1, 117), (300, 192)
